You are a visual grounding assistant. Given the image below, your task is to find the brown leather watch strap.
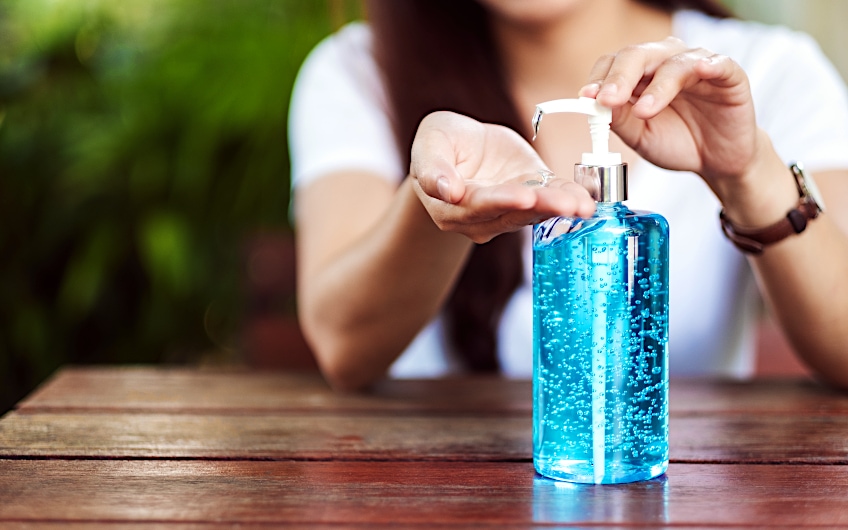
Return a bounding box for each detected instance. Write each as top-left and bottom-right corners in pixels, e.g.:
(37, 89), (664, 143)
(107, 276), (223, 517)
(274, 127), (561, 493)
(720, 198), (820, 255)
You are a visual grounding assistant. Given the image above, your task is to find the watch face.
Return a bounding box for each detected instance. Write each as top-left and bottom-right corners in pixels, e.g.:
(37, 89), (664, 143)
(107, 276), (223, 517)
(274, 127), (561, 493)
(805, 173), (827, 212)
(793, 163), (827, 212)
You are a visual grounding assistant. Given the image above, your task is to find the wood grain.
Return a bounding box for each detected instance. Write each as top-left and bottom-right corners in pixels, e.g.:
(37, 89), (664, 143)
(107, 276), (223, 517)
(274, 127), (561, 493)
(670, 414), (848, 463)
(17, 367), (848, 415)
(1, 460), (847, 527)
(5, 369), (848, 527)
(16, 367), (532, 414)
(671, 376), (848, 414)
(0, 411), (530, 461)
(3, 409), (847, 464)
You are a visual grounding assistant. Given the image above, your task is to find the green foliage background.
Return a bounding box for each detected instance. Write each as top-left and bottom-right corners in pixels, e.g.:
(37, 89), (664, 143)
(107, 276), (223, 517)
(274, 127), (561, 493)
(0, 0), (361, 412)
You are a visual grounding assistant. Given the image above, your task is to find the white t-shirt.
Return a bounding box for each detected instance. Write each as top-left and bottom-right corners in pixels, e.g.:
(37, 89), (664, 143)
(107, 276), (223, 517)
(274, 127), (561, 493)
(288, 10), (848, 380)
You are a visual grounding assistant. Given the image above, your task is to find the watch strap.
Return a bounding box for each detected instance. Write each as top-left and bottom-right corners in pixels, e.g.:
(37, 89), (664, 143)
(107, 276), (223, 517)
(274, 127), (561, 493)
(720, 197), (820, 255)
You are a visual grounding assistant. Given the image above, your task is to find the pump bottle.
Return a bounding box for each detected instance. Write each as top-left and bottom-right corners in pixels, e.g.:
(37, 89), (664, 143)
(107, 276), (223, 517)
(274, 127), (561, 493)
(531, 97), (669, 484)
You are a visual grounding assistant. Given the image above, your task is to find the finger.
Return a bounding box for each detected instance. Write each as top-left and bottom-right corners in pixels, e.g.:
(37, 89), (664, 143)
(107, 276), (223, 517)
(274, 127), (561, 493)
(495, 180), (596, 224)
(470, 186), (595, 237)
(693, 53), (749, 90)
(431, 178), (586, 226)
(592, 37), (690, 108)
(583, 77), (650, 102)
(630, 77), (652, 101)
(578, 83), (601, 98)
(423, 180), (597, 242)
(410, 111), (475, 203)
(580, 54), (615, 98)
(629, 48), (715, 119)
(416, 180), (537, 228)
(418, 185), (537, 240)
(493, 184), (596, 232)
(473, 174), (596, 218)
(460, 182), (538, 219)
(536, 180), (597, 218)
(414, 155), (466, 204)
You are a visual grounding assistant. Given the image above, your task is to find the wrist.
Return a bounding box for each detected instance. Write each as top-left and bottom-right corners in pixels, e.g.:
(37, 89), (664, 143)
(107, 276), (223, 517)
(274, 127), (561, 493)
(719, 161), (824, 255)
(713, 131), (798, 228)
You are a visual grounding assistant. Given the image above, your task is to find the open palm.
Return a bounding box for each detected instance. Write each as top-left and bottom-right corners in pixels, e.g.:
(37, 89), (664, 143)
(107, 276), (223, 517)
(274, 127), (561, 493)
(410, 111), (595, 243)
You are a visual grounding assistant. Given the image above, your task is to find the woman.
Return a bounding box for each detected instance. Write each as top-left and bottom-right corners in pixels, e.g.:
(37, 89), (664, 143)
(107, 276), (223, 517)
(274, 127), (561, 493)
(288, 0), (848, 391)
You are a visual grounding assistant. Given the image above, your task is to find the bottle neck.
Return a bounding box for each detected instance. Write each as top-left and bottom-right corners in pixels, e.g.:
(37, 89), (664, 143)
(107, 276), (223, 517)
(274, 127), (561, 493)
(594, 201), (629, 217)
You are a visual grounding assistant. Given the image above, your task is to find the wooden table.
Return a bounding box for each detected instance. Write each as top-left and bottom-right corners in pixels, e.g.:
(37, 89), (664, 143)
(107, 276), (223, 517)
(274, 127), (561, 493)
(1, 367), (848, 527)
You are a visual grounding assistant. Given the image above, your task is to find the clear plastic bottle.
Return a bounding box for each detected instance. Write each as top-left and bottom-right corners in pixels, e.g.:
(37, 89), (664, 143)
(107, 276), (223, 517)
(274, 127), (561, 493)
(531, 98), (669, 484)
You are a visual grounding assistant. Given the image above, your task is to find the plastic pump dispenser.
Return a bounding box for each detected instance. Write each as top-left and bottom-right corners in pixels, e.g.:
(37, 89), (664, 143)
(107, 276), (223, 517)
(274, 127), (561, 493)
(533, 97), (619, 164)
(532, 97), (626, 202)
(531, 97), (670, 485)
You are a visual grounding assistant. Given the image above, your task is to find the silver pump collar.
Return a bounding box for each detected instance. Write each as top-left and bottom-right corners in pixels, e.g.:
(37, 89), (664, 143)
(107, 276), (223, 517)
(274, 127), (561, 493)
(575, 163), (628, 203)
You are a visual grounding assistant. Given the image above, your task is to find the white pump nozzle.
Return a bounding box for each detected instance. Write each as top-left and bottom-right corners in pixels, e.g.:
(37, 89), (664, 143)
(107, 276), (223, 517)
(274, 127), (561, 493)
(532, 97), (621, 166)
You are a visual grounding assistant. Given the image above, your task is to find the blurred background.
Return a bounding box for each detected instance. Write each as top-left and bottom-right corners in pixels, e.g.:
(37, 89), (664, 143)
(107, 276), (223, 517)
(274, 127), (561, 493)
(0, 0), (362, 412)
(1, 0), (846, 413)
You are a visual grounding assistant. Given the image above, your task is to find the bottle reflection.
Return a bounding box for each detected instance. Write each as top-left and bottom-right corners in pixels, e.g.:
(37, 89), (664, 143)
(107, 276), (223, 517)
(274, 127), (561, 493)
(532, 474), (669, 525)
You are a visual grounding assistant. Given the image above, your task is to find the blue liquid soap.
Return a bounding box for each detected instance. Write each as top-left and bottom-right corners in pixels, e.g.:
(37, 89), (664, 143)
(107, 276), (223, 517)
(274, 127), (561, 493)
(532, 203), (669, 484)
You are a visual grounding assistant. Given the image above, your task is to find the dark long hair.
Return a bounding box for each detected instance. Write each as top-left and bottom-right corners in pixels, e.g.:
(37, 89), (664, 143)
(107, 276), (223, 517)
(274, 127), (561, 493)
(367, 0), (731, 372)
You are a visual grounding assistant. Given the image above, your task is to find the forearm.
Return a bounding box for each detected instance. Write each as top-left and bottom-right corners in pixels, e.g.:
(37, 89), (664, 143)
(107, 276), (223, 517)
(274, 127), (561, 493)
(297, 177), (472, 391)
(751, 219), (848, 387)
(716, 135), (848, 387)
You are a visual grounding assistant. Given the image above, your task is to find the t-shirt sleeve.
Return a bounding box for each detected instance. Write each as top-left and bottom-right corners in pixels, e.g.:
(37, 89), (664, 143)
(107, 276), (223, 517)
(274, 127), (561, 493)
(745, 28), (848, 173)
(287, 23), (404, 190)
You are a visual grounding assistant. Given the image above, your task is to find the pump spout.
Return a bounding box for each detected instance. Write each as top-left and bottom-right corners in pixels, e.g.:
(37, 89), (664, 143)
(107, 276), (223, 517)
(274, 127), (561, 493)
(535, 97), (607, 120)
(532, 97), (620, 166)
(532, 107), (544, 141)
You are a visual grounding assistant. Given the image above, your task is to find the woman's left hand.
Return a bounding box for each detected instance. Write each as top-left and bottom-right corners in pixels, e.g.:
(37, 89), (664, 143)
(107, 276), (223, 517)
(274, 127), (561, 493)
(580, 37), (771, 200)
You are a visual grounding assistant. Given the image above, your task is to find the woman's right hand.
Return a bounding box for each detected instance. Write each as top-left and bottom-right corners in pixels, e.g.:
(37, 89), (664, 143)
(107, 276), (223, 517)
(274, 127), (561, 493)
(410, 111), (596, 243)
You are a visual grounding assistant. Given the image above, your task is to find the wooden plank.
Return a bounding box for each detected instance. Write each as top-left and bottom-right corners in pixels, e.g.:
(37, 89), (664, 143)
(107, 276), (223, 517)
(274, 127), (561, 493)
(0, 517), (455, 530)
(671, 377), (848, 414)
(19, 367), (848, 415)
(0, 411), (531, 461)
(671, 414), (848, 463)
(0, 520), (390, 530)
(17, 367), (532, 414)
(2, 410), (847, 464)
(1, 460), (847, 526)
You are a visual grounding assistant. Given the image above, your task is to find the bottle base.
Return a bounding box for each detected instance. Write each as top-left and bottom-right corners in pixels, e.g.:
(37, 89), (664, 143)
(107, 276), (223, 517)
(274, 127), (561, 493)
(534, 458), (668, 484)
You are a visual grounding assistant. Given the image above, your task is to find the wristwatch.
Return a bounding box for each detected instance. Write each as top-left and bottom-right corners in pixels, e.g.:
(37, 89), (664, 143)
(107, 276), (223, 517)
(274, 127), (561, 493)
(719, 162), (825, 255)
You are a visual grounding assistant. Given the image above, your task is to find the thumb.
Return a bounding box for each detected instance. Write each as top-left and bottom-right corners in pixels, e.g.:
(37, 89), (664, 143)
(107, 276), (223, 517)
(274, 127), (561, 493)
(410, 111), (474, 204)
(413, 156), (465, 204)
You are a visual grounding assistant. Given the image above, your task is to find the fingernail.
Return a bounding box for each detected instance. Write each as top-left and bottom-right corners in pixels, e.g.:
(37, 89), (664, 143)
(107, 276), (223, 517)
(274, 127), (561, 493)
(437, 177), (451, 202)
(598, 83), (618, 97)
(579, 83), (600, 97)
(635, 93), (655, 111)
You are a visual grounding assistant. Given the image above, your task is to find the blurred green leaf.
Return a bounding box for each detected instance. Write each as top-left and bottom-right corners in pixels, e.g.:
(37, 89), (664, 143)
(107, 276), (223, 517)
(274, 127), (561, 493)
(58, 223), (120, 316)
(0, 0), (363, 412)
(138, 211), (193, 295)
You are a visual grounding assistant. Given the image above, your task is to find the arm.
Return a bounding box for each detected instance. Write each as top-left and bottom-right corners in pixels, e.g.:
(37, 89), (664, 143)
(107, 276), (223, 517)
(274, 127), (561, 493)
(295, 112), (595, 391)
(581, 37), (848, 388)
(744, 166), (848, 387)
(295, 171), (471, 392)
